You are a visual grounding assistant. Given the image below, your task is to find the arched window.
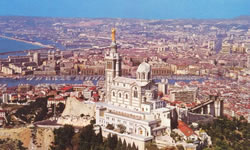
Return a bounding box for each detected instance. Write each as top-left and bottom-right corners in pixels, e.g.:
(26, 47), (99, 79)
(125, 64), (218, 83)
(119, 93), (121, 98)
(139, 128), (143, 135)
(107, 62), (112, 69)
(134, 91), (138, 98)
(142, 72), (145, 79)
(113, 91), (115, 97)
(134, 88), (138, 98)
(125, 94), (128, 99)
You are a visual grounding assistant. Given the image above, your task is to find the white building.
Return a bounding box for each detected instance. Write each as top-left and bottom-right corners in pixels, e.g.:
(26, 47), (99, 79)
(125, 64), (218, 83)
(0, 107), (6, 126)
(2, 93), (10, 103)
(1, 66), (14, 75)
(247, 47), (250, 69)
(9, 63), (23, 74)
(96, 29), (177, 150)
(158, 79), (168, 95)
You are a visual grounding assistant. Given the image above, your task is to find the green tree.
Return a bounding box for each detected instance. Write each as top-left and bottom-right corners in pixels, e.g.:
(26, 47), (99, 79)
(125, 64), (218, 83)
(56, 102), (65, 113)
(127, 143), (132, 150)
(145, 142), (159, 150)
(51, 125), (75, 150)
(115, 138), (122, 150)
(90, 119), (96, 125)
(106, 124), (114, 130)
(200, 116), (250, 150)
(107, 134), (118, 150)
(78, 124), (96, 150)
(121, 139), (127, 150)
(132, 142), (137, 150)
(96, 127), (103, 144)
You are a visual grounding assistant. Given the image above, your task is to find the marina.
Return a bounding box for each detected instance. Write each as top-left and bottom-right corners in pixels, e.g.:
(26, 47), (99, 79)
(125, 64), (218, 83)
(0, 75), (206, 87)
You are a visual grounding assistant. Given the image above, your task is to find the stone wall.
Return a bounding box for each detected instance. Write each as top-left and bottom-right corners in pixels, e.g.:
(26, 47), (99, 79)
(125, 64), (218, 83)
(187, 112), (214, 125)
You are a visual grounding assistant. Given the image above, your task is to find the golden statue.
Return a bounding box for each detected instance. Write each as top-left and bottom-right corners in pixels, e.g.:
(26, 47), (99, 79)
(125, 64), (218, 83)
(111, 28), (116, 42)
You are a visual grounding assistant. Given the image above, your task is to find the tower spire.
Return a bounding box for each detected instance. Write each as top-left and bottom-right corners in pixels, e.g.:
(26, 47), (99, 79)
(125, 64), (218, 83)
(110, 28), (117, 53)
(105, 28), (121, 102)
(111, 28), (116, 42)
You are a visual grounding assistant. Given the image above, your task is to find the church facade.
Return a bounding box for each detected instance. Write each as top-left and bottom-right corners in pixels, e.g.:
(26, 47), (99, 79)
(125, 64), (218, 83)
(96, 29), (177, 149)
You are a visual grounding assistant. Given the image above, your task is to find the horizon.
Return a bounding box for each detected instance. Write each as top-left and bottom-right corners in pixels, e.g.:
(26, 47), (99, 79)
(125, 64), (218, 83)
(1, 14), (250, 20)
(0, 0), (250, 19)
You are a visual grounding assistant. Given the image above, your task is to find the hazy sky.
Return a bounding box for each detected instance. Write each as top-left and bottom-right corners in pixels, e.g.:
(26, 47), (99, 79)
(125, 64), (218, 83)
(0, 0), (250, 19)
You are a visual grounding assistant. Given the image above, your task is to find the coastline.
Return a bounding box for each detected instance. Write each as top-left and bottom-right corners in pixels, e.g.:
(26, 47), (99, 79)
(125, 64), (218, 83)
(0, 35), (53, 49)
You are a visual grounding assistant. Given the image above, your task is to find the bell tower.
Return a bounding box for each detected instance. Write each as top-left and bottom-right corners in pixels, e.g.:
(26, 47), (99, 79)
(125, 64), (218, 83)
(105, 28), (121, 102)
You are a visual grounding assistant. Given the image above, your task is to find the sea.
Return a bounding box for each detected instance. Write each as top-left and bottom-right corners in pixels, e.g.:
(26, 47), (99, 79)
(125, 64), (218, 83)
(0, 37), (43, 58)
(0, 37), (42, 52)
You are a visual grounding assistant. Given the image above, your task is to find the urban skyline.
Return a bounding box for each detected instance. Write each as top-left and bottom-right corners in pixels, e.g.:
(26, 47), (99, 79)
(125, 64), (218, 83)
(0, 1), (249, 149)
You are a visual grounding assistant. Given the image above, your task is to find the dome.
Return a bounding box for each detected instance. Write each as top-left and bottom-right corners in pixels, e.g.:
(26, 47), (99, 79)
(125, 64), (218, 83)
(137, 62), (151, 73)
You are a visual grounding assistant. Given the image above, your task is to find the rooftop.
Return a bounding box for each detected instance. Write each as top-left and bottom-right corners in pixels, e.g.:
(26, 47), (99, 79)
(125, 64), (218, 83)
(178, 120), (195, 137)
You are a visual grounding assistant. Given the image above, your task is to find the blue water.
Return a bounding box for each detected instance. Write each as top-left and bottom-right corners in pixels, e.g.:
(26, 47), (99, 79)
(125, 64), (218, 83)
(0, 78), (84, 87)
(0, 37), (42, 53)
(0, 52), (27, 59)
(0, 77), (98, 87)
(0, 76), (206, 87)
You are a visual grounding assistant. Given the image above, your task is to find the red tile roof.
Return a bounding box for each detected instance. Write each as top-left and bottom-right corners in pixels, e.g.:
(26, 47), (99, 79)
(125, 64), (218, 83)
(178, 120), (194, 137)
(93, 93), (99, 97)
(48, 97), (54, 101)
(89, 86), (96, 90)
(61, 86), (73, 91)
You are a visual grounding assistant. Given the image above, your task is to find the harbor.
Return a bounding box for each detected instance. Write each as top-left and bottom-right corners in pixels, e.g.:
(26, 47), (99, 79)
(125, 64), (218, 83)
(0, 75), (207, 87)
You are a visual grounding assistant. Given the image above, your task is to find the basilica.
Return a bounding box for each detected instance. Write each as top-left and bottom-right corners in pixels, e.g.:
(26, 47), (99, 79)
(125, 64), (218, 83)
(96, 29), (177, 149)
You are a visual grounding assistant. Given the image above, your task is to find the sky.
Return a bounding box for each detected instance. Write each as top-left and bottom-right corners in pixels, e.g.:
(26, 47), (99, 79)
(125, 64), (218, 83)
(0, 0), (250, 19)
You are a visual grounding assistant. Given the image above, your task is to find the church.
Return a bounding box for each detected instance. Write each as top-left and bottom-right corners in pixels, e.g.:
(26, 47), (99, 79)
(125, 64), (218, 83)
(96, 29), (177, 150)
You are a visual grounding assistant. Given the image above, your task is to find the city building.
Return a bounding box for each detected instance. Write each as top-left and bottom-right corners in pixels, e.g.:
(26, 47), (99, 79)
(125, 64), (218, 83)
(1, 66), (14, 75)
(169, 86), (198, 103)
(158, 79), (169, 95)
(96, 29), (177, 150)
(246, 46), (250, 69)
(0, 107), (6, 126)
(177, 120), (198, 141)
(2, 93), (10, 103)
(33, 52), (41, 65)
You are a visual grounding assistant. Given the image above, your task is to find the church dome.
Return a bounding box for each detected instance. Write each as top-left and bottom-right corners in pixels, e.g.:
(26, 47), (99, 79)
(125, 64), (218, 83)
(137, 62), (151, 73)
